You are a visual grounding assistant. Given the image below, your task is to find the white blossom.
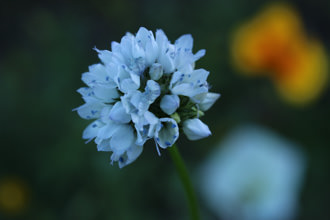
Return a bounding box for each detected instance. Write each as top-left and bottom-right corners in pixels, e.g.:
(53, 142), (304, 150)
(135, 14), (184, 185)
(199, 125), (306, 220)
(75, 27), (220, 167)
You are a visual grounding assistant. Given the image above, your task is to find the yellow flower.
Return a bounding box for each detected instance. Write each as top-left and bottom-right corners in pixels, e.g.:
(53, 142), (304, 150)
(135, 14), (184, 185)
(0, 177), (28, 215)
(232, 4), (328, 105)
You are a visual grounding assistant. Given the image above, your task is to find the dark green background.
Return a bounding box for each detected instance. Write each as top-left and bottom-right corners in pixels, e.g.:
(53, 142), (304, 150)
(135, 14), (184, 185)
(1, 0), (330, 219)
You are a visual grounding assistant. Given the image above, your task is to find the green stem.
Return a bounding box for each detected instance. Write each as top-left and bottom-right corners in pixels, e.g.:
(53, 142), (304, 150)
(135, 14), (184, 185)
(168, 144), (200, 220)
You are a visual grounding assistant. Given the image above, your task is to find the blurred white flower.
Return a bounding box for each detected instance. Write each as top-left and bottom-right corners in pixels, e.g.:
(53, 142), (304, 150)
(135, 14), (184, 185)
(199, 125), (306, 220)
(75, 27), (220, 168)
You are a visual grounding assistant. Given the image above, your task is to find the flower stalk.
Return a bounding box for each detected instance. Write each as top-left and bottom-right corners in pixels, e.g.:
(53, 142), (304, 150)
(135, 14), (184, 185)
(168, 144), (200, 220)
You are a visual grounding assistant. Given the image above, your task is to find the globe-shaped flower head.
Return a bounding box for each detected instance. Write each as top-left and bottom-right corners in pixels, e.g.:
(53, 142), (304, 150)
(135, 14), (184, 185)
(75, 27), (220, 168)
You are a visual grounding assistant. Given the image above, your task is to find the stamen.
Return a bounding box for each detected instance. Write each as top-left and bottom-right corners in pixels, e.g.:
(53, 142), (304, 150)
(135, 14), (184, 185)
(154, 139), (161, 156)
(196, 104), (200, 118)
(85, 138), (93, 144)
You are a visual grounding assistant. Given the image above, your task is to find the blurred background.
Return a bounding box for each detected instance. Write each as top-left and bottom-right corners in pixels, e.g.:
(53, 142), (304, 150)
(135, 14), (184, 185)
(1, 0), (330, 219)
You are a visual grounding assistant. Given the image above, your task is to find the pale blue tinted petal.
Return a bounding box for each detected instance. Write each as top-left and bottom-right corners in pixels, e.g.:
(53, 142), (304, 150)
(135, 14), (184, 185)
(135, 125), (148, 146)
(110, 50), (125, 65)
(183, 118), (211, 140)
(75, 102), (105, 119)
(193, 49), (206, 61)
(132, 40), (145, 59)
(118, 145), (143, 168)
(119, 78), (139, 93)
(170, 71), (182, 87)
(133, 111), (158, 145)
(83, 120), (103, 140)
(93, 85), (119, 102)
(94, 48), (112, 64)
(77, 87), (98, 103)
(135, 27), (149, 47)
(155, 118), (179, 149)
(82, 64), (113, 86)
(175, 34), (193, 51)
(145, 80), (161, 103)
(160, 94), (180, 115)
(190, 68), (209, 83)
(130, 91), (149, 114)
(171, 83), (196, 97)
(129, 71), (140, 87)
(159, 53), (175, 74)
(149, 63), (163, 80)
(199, 92), (221, 111)
(156, 29), (175, 73)
(111, 41), (121, 52)
(115, 64), (130, 83)
(175, 53), (194, 71)
(120, 94), (135, 114)
(99, 105), (113, 123)
(109, 101), (131, 123)
(107, 63), (119, 81)
(145, 36), (159, 65)
(120, 35), (134, 60)
(191, 92), (208, 103)
(144, 111), (159, 137)
(110, 124), (135, 152)
(170, 68), (209, 98)
(156, 29), (168, 51)
(127, 144), (143, 162)
(97, 139), (111, 151)
(97, 122), (119, 139)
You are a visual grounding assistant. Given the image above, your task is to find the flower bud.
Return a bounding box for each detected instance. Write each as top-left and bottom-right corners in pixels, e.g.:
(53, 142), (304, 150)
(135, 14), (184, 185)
(199, 92), (221, 111)
(160, 94), (180, 115)
(183, 118), (211, 140)
(149, 63), (163, 80)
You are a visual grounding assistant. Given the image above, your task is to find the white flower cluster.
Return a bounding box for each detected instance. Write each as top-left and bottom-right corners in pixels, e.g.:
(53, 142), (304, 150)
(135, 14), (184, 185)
(75, 27), (220, 167)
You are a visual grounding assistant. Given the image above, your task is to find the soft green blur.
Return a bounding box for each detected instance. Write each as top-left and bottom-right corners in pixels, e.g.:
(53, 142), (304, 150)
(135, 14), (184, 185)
(1, 0), (330, 219)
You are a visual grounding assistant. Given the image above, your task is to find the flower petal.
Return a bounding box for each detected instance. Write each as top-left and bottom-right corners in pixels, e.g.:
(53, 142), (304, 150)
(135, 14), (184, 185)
(175, 34), (193, 51)
(75, 102), (106, 119)
(97, 139), (111, 151)
(97, 122), (120, 139)
(130, 91), (149, 115)
(145, 36), (159, 65)
(110, 124), (135, 153)
(149, 63), (163, 80)
(145, 80), (161, 103)
(118, 144), (143, 168)
(82, 64), (116, 87)
(155, 118), (179, 149)
(199, 92), (221, 111)
(193, 49), (206, 61)
(109, 101), (131, 123)
(119, 78), (139, 93)
(156, 29), (169, 51)
(120, 34), (134, 60)
(144, 111), (159, 137)
(136, 27), (150, 47)
(83, 120), (104, 140)
(159, 51), (175, 74)
(93, 85), (119, 102)
(95, 48), (112, 64)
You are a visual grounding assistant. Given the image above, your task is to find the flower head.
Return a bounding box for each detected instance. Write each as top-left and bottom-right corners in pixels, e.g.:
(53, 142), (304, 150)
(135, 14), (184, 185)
(232, 4), (328, 105)
(75, 27), (220, 168)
